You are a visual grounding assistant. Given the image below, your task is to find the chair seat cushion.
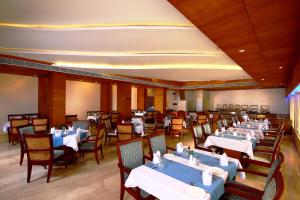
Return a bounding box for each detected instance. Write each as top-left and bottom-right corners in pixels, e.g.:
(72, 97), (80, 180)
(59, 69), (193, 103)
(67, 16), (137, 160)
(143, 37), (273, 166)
(80, 142), (95, 150)
(54, 150), (64, 160)
(253, 152), (272, 163)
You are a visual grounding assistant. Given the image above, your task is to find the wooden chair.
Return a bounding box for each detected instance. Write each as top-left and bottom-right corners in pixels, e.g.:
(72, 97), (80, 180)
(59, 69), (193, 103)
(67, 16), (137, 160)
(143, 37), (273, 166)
(10, 119), (29, 145)
(222, 152), (284, 200)
(32, 118), (48, 133)
(222, 119), (228, 128)
(25, 113), (39, 120)
(203, 122), (212, 137)
(8, 114), (24, 120)
(197, 115), (207, 124)
(170, 118), (184, 138)
(100, 113), (110, 123)
(147, 133), (175, 159)
(65, 115), (78, 126)
(192, 124), (210, 151)
(231, 116), (236, 124)
(79, 124), (105, 164)
(144, 117), (156, 135)
(72, 120), (89, 130)
(116, 138), (155, 200)
(104, 118), (117, 144)
(17, 125), (35, 165)
(217, 120), (223, 131)
(110, 112), (119, 127)
(117, 123), (134, 141)
(23, 134), (66, 183)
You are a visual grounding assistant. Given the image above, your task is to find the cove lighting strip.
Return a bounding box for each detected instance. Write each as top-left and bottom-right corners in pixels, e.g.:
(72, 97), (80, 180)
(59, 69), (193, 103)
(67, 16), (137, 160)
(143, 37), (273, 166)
(0, 56), (257, 89)
(288, 84), (300, 96)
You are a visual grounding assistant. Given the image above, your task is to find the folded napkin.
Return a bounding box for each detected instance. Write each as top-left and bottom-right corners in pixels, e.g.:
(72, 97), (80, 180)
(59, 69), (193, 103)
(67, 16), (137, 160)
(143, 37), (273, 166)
(152, 150), (161, 164)
(232, 122), (237, 127)
(221, 127), (225, 132)
(54, 130), (61, 137)
(233, 131), (237, 136)
(189, 155), (197, 165)
(246, 133), (251, 141)
(237, 121), (241, 125)
(176, 142), (184, 154)
(202, 168), (212, 186)
(250, 130), (255, 137)
(220, 153), (228, 166)
(68, 126), (74, 131)
(50, 127), (56, 134)
(255, 119), (257, 122)
(258, 124), (263, 130)
(247, 124), (251, 128)
(215, 129), (219, 136)
(76, 127), (81, 134)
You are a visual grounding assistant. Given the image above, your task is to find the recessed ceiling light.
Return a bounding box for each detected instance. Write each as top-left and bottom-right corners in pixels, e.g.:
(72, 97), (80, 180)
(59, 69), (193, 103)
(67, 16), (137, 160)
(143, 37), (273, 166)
(279, 66), (283, 69)
(261, 78), (265, 81)
(33, 74), (37, 77)
(238, 49), (246, 53)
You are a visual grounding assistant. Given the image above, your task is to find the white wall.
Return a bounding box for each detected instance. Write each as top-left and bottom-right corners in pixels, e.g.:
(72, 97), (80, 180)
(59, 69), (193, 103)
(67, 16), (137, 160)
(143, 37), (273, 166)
(209, 88), (289, 114)
(186, 90), (203, 111)
(0, 73), (38, 132)
(66, 80), (100, 120)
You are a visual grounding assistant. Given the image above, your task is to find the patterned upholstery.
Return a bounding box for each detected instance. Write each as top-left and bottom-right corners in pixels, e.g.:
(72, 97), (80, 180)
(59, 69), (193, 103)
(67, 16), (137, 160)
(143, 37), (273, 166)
(217, 120), (223, 130)
(54, 150), (64, 160)
(262, 178), (276, 200)
(193, 125), (203, 139)
(120, 140), (144, 170)
(203, 122), (212, 135)
(18, 125), (35, 135)
(110, 112), (119, 123)
(222, 119), (228, 127)
(149, 134), (167, 155)
(32, 118), (48, 131)
(265, 153), (282, 188)
(73, 120), (89, 130)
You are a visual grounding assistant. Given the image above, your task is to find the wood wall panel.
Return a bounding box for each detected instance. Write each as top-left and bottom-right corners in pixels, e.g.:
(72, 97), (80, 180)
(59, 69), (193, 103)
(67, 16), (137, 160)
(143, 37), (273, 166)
(154, 88), (167, 114)
(100, 83), (111, 112)
(117, 82), (132, 120)
(137, 86), (146, 110)
(38, 76), (49, 117)
(48, 72), (66, 127)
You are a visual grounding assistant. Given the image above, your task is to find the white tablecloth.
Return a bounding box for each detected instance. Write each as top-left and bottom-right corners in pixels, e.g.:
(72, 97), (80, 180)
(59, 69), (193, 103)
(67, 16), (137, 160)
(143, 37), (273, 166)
(204, 136), (254, 158)
(164, 118), (186, 128)
(2, 121), (10, 133)
(229, 127), (264, 139)
(59, 130), (90, 151)
(125, 149), (244, 200)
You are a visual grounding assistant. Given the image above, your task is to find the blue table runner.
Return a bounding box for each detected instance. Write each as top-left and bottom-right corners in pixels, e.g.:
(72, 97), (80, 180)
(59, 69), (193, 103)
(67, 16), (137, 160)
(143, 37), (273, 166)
(145, 159), (224, 200)
(52, 130), (88, 148)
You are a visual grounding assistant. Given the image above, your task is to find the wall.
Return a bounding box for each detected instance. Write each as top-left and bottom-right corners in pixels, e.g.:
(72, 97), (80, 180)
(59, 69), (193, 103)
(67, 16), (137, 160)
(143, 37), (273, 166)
(112, 84), (117, 111)
(209, 88), (289, 114)
(185, 90), (203, 111)
(66, 80), (100, 120)
(117, 83), (131, 119)
(0, 73), (38, 132)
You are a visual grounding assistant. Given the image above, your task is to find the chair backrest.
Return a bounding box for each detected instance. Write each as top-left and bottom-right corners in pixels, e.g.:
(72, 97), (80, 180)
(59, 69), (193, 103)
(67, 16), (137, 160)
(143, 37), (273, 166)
(203, 122), (212, 135)
(32, 118), (48, 132)
(100, 113), (110, 123)
(192, 124), (204, 147)
(147, 133), (167, 158)
(217, 120), (223, 130)
(104, 118), (113, 131)
(95, 125), (105, 148)
(235, 115), (239, 123)
(231, 116), (236, 123)
(8, 114), (24, 120)
(10, 119), (29, 135)
(222, 119), (228, 127)
(24, 134), (53, 163)
(17, 125), (35, 149)
(117, 124), (133, 140)
(171, 118), (183, 130)
(116, 138), (145, 183)
(72, 120), (89, 130)
(241, 105), (249, 111)
(25, 113), (39, 119)
(265, 152), (284, 189)
(262, 170), (284, 200)
(110, 112), (119, 123)
(65, 115), (78, 126)
(198, 115), (207, 124)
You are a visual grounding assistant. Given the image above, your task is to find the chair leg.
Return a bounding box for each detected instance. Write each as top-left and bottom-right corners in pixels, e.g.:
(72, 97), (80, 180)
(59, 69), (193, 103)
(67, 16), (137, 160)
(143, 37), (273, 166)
(105, 135), (108, 144)
(120, 185), (125, 200)
(27, 163), (32, 183)
(95, 151), (100, 165)
(20, 150), (24, 165)
(100, 146), (104, 158)
(47, 164), (53, 183)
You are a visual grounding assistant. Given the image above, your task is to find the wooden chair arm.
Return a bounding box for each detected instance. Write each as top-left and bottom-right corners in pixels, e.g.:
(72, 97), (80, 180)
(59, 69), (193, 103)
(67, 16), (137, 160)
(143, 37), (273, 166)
(118, 163), (132, 174)
(256, 142), (274, 147)
(237, 168), (268, 177)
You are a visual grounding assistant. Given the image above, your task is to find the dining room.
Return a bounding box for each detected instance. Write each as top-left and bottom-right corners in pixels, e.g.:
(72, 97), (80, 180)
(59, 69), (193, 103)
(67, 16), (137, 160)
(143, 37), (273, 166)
(1, 0), (300, 200)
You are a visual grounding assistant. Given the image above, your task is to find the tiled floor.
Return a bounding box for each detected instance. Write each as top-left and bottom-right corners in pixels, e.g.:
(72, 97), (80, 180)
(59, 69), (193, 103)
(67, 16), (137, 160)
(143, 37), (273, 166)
(0, 130), (298, 200)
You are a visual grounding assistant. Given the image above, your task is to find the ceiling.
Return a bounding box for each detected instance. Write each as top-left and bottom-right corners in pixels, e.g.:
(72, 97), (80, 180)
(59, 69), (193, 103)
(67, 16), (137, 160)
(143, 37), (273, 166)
(0, 0), (252, 82)
(168, 0), (300, 87)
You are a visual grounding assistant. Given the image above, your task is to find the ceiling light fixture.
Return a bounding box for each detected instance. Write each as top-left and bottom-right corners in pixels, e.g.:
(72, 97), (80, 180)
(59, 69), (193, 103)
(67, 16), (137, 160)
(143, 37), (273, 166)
(278, 66), (283, 69)
(261, 78), (265, 81)
(238, 49), (246, 53)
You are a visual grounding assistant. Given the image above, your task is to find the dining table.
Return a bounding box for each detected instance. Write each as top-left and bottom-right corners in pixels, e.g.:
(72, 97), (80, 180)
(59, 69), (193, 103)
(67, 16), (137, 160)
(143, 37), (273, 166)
(125, 149), (245, 200)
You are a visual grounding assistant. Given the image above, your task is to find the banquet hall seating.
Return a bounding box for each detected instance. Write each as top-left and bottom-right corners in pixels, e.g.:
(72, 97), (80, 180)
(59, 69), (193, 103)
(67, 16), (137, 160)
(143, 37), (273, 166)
(17, 125), (35, 165)
(170, 118), (184, 138)
(23, 134), (67, 183)
(65, 115), (78, 126)
(100, 113), (110, 123)
(147, 133), (175, 159)
(116, 138), (155, 200)
(110, 112), (119, 127)
(104, 118), (117, 144)
(79, 125), (105, 164)
(222, 152), (284, 200)
(10, 118), (30, 145)
(32, 118), (48, 133)
(117, 123), (134, 141)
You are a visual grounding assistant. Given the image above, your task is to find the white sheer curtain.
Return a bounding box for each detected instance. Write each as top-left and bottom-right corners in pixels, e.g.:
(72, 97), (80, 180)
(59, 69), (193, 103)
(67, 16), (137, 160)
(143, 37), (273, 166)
(290, 93), (300, 136)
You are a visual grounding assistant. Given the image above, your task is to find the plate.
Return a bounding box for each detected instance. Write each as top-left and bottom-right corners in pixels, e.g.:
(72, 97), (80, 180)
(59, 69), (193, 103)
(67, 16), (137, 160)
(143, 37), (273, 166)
(163, 153), (175, 159)
(186, 186), (207, 198)
(210, 167), (224, 175)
